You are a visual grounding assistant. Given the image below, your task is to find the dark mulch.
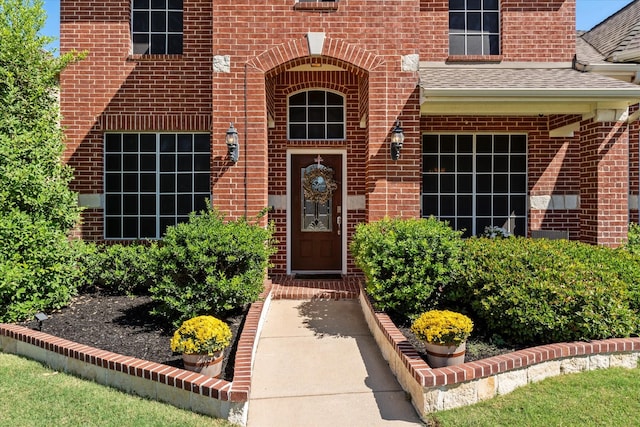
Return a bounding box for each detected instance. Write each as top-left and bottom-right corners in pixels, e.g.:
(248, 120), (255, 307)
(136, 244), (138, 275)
(18, 293), (245, 382)
(398, 325), (517, 363)
(17, 292), (516, 378)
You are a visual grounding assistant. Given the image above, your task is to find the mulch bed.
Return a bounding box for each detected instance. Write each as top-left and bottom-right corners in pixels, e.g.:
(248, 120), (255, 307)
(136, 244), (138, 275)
(398, 325), (516, 363)
(16, 292), (515, 378)
(17, 293), (245, 382)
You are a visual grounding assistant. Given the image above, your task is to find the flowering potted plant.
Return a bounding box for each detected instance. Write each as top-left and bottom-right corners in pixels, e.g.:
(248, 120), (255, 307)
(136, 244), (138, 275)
(411, 310), (473, 368)
(171, 315), (232, 378)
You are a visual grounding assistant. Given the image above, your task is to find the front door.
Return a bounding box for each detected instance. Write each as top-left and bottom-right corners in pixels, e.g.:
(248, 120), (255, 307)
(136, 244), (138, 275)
(291, 153), (342, 272)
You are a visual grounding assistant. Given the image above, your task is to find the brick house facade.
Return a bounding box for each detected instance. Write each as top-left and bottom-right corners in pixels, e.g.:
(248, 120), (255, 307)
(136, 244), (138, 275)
(61, 0), (640, 275)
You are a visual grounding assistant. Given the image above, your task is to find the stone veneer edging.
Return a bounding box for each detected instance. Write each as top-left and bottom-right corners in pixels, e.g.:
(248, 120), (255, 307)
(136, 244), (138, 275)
(0, 281), (274, 427)
(358, 292), (640, 419)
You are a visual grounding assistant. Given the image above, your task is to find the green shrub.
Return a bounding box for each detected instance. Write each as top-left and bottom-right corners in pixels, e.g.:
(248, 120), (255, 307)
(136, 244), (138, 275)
(350, 217), (464, 320)
(454, 237), (638, 346)
(0, 211), (81, 322)
(626, 223), (640, 255)
(77, 242), (159, 295)
(150, 208), (275, 326)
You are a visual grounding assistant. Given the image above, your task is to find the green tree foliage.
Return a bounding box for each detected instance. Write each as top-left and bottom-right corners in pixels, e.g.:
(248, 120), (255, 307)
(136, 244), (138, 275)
(0, 0), (83, 321)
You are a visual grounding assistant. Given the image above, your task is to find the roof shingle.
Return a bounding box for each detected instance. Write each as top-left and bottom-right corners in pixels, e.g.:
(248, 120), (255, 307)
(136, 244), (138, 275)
(580, 0), (640, 62)
(420, 67), (640, 92)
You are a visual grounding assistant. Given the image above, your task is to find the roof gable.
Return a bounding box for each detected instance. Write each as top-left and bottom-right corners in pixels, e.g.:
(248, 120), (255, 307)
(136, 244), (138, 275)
(581, 0), (640, 62)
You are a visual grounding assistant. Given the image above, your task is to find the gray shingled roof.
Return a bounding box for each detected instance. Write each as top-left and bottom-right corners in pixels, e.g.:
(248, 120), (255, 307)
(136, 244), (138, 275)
(420, 67), (640, 94)
(576, 33), (606, 64)
(580, 0), (640, 62)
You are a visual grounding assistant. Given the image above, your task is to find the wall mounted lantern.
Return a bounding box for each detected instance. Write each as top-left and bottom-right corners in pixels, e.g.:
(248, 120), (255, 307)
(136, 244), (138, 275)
(225, 122), (239, 163)
(390, 120), (405, 161)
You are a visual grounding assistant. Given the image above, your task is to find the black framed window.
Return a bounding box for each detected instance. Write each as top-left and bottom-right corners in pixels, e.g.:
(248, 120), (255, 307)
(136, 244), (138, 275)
(104, 133), (210, 239)
(422, 134), (527, 237)
(449, 0), (500, 55)
(132, 0), (183, 55)
(288, 90), (345, 140)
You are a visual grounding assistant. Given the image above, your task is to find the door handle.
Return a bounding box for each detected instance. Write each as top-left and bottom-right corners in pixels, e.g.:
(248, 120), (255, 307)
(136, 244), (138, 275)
(336, 216), (341, 235)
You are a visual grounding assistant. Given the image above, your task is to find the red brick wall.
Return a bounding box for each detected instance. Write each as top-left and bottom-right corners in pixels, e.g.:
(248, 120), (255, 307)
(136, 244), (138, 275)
(580, 120), (629, 246)
(61, 0), (213, 240)
(501, 0), (575, 62)
(630, 105), (639, 224)
(419, 0), (575, 62)
(61, 0), (582, 256)
(210, 0), (422, 223)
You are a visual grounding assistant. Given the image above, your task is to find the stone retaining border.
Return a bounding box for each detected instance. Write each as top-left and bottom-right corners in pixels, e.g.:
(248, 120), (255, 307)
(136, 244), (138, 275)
(0, 281), (274, 427)
(358, 291), (640, 419)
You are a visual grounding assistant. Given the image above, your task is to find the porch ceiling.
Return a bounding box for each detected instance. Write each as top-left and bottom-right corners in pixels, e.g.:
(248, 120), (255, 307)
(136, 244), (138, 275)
(419, 66), (640, 116)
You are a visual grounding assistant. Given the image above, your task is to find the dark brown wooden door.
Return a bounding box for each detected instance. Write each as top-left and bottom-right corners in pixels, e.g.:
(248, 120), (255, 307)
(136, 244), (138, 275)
(291, 154), (342, 272)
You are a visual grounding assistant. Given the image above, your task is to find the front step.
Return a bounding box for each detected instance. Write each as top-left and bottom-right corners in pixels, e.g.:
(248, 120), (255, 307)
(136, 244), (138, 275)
(268, 274), (362, 300)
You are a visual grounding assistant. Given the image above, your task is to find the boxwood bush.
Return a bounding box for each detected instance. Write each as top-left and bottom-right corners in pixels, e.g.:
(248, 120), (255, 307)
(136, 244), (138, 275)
(350, 217), (464, 321)
(452, 237), (638, 346)
(77, 242), (159, 295)
(150, 208), (275, 326)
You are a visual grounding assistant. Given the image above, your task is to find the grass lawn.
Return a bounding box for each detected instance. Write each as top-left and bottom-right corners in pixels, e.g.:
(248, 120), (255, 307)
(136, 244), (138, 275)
(427, 366), (640, 427)
(2, 352), (639, 426)
(0, 353), (235, 427)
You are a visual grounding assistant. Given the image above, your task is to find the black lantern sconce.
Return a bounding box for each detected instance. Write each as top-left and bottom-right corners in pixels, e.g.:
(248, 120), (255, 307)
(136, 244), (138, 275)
(390, 120), (405, 161)
(225, 122), (239, 163)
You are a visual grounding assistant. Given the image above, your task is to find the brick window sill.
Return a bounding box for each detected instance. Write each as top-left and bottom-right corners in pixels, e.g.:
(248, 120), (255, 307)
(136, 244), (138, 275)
(293, 1), (339, 12)
(446, 55), (503, 63)
(127, 54), (184, 62)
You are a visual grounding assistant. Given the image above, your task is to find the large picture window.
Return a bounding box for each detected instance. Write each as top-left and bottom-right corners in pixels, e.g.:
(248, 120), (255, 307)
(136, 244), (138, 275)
(132, 0), (183, 55)
(449, 0), (500, 55)
(288, 90), (345, 140)
(104, 133), (210, 239)
(421, 134), (527, 237)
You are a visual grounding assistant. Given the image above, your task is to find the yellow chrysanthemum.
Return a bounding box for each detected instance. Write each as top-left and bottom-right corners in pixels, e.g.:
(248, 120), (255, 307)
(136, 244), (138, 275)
(411, 310), (473, 345)
(171, 315), (232, 355)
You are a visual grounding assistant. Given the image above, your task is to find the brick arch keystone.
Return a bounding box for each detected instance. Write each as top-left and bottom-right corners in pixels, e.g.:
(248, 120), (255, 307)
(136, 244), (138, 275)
(246, 36), (385, 75)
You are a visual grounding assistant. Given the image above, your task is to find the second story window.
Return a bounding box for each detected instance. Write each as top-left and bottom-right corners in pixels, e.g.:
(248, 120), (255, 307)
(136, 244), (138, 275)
(449, 0), (500, 56)
(132, 0), (183, 55)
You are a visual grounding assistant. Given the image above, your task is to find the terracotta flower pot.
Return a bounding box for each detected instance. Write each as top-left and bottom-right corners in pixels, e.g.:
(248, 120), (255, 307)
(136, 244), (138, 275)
(182, 350), (224, 378)
(424, 341), (466, 368)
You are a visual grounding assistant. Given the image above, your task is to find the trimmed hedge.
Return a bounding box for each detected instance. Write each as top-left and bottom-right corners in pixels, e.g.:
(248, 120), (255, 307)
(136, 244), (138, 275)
(150, 208), (275, 326)
(350, 217), (464, 320)
(452, 237), (639, 346)
(77, 242), (159, 295)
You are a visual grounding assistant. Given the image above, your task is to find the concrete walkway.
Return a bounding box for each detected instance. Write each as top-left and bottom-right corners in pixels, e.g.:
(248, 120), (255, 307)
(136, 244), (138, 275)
(247, 299), (424, 426)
